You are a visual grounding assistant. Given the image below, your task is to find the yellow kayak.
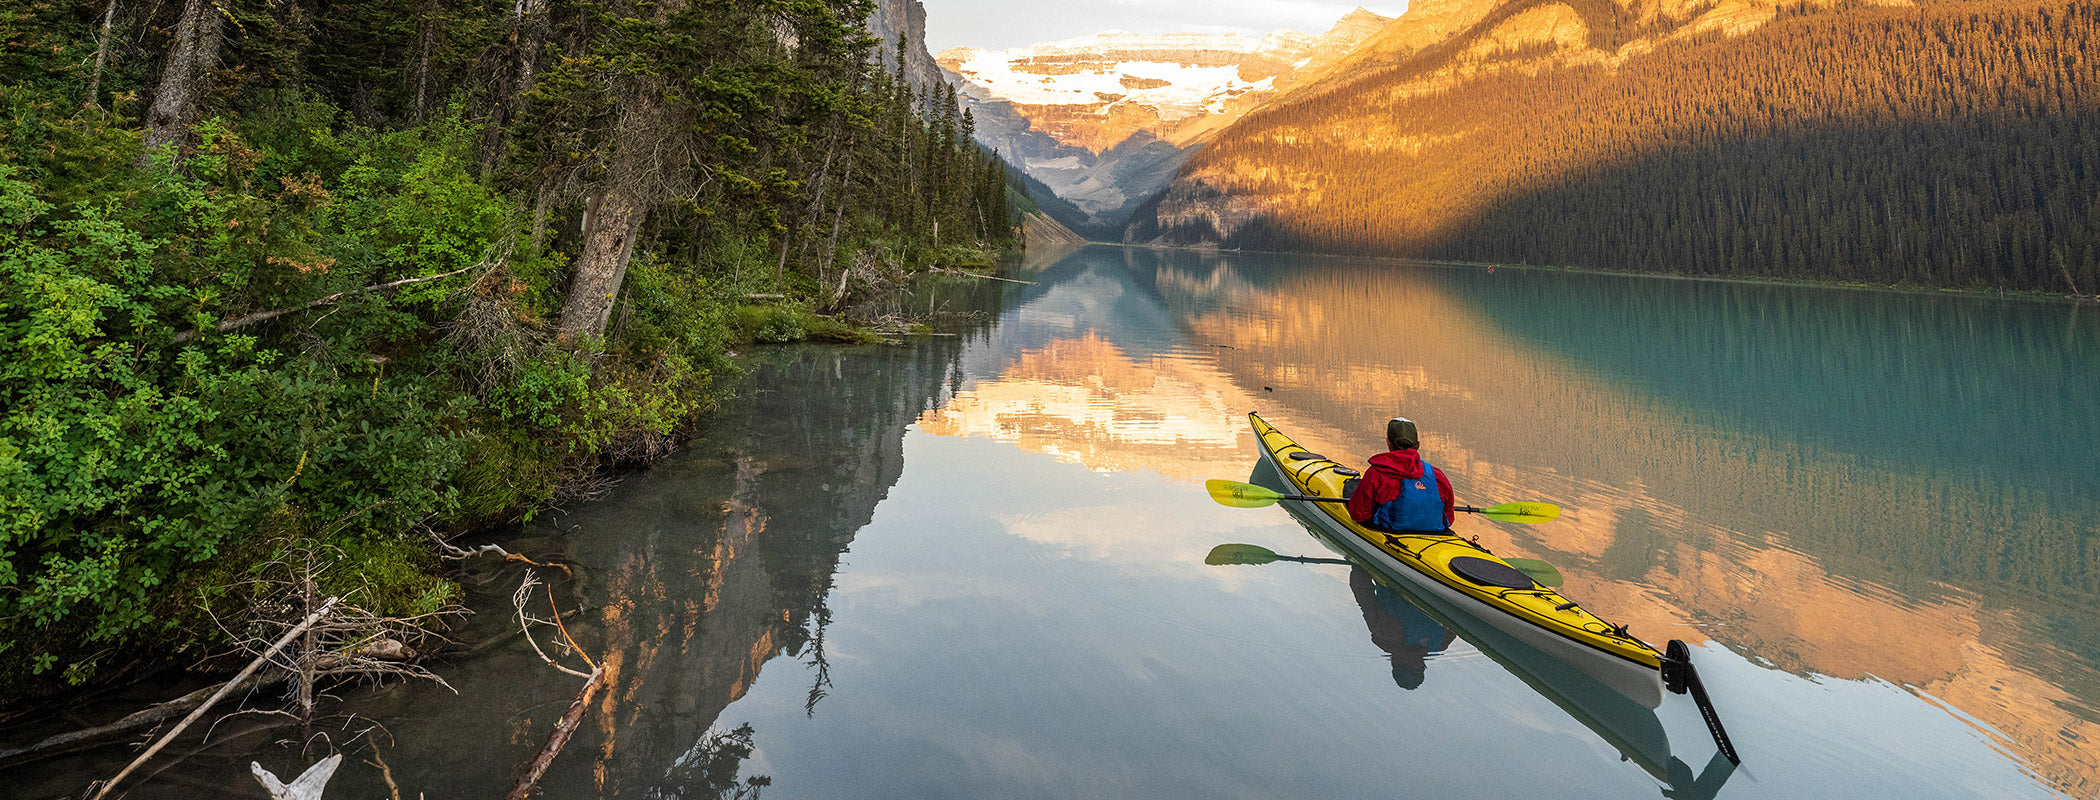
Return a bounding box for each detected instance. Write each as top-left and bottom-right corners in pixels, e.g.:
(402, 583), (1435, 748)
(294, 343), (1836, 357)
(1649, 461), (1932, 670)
(1248, 412), (1669, 708)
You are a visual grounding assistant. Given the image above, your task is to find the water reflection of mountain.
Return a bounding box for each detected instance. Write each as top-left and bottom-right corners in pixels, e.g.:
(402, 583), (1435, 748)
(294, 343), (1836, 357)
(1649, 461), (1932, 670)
(538, 340), (982, 796)
(958, 247), (1190, 374)
(924, 247), (1289, 482)
(962, 245), (2098, 797)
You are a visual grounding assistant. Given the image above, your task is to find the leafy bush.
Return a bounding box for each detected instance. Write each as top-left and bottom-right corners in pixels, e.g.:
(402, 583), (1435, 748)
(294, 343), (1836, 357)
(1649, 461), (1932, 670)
(0, 163), (471, 669)
(0, 106), (504, 687)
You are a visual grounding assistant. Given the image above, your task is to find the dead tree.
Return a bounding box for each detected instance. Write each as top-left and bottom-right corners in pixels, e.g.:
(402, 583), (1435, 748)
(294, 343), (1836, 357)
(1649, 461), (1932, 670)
(85, 0), (120, 108)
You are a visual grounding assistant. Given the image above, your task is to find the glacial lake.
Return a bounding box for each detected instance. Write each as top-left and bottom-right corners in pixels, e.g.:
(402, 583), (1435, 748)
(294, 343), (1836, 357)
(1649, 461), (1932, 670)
(11, 244), (2098, 799)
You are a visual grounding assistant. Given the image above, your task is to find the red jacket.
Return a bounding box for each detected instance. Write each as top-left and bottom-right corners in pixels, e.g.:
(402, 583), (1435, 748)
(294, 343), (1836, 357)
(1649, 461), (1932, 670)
(1347, 449), (1455, 529)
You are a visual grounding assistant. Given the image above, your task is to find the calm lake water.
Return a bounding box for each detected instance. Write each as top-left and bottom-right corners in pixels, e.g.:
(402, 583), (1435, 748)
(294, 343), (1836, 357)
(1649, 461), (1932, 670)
(11, 244), (2099, 798)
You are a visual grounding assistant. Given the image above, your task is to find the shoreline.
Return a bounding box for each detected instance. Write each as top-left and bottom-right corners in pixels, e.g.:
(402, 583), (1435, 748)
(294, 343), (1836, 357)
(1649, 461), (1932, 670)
(1081, 240), (2096, 305)
(0, 255), (1013, 769)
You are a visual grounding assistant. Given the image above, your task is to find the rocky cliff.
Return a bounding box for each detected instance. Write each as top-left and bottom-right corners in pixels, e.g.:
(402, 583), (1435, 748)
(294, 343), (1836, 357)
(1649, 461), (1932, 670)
(867, 0), (947, 96)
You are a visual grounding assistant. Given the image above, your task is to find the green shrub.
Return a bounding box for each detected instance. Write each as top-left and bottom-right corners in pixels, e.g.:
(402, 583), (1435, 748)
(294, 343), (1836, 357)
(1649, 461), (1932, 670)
(733, 304), (808, 343)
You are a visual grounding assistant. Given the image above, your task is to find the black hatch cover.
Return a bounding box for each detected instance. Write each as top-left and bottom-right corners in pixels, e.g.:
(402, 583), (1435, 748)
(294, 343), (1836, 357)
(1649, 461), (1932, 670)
(1450, 556), (1534, 589)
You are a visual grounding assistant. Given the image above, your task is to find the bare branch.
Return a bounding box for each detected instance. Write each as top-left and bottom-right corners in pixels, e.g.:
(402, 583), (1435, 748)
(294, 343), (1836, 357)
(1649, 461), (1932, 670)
(512, 573), (592, 679)
(175, 251), (505, 344)
(89, 597), (341, 800)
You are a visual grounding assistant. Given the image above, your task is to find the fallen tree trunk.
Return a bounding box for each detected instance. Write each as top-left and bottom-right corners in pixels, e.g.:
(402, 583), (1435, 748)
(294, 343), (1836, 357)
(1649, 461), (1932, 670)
(926, 266), (1036, 285)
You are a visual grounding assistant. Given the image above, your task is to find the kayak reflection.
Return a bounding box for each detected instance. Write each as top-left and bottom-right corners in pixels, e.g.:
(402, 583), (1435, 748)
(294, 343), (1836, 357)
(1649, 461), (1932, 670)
(1341, 549), (1737, 800)
(1351, 566), (1457, 691)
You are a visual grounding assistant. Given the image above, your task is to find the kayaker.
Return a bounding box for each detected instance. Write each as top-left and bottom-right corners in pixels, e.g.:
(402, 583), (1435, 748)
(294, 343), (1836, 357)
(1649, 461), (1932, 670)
(1346, 417), (1455, 532)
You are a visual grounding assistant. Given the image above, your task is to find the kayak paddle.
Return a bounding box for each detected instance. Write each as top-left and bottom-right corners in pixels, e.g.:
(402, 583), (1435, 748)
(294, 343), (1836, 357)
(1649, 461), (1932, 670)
(1205, 479), (1562, 523)
(1204, 543), (1565, 587)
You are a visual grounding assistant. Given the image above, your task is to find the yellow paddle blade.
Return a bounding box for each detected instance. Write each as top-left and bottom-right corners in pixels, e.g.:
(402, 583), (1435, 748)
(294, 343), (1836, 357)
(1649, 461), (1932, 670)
(1478, 502), (1560, 523)
(1504, 558), (1565, 587)
(1205, 544), (1284, 565)
(1206, 479), (1285, 508)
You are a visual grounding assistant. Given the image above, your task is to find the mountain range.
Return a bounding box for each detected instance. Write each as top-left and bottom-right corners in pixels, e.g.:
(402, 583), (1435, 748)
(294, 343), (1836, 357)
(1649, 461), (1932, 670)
(953, 0), (2097, 294)
(938, 9), (1392, 237)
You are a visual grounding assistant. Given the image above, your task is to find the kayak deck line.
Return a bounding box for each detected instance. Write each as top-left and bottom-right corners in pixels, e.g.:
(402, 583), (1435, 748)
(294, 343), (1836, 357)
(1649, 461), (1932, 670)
(1246, 412), (1669, 707)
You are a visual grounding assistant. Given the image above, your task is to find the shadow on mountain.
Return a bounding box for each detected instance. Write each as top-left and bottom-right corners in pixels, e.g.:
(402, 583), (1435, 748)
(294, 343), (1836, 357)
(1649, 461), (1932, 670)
(1142, 1), (2100, 293)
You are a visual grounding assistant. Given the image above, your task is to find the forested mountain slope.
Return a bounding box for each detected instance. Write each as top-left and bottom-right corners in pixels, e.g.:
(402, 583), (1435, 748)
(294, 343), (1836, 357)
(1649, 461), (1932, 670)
(1133, 0), (2100, 293)
(0, 0), (1016, 700)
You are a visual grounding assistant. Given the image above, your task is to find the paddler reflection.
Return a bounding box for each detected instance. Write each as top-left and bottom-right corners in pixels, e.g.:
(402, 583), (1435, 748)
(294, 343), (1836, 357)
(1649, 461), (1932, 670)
(1350, 566), (1456, 690)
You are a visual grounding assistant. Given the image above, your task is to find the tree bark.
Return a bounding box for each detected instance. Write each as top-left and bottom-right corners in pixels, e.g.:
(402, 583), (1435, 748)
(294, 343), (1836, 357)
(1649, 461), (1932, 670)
(136, 0), (226, 169)
(557, 183), (645, 342)
(818, 154), (855, 284)
(509, 0), (550, 109)
(530, 180), (555, 255)
(482, 0), (550, 173)
(504, 666), (605, 800)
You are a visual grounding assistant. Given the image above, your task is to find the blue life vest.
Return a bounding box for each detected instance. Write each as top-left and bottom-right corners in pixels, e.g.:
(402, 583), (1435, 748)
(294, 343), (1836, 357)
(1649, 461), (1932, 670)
(1371, 459), (1444, 532)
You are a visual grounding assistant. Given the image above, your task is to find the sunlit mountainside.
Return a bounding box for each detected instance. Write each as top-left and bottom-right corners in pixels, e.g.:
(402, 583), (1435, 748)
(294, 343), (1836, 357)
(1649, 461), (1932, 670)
(940, 9), (1392, 237)
(1126, 0), (2100, 293)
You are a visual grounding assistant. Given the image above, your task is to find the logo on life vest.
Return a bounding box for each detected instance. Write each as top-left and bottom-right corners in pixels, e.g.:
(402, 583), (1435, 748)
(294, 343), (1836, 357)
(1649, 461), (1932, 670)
(1414, 480), (1426, 490)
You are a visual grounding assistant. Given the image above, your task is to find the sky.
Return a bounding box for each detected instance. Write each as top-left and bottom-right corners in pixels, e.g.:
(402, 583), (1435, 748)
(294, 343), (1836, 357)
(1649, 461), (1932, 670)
(918, 0), (1409, 53)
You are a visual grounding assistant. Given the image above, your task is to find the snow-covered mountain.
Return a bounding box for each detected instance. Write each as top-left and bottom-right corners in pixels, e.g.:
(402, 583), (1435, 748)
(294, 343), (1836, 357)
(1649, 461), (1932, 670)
(940, 30), (1315, 150)
(940, 9), (1392, 237)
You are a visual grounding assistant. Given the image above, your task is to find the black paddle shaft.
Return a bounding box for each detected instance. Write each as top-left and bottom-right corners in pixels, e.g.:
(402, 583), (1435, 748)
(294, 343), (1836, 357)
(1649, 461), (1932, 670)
(1666, 639), (1742, 765)
(1284, 496), (1496, 512)
(1277, 493), (1347, 503)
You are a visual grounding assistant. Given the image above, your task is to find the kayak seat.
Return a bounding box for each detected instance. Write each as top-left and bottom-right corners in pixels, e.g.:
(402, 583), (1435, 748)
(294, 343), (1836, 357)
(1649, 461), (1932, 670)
(1449, 556), (1535, 589)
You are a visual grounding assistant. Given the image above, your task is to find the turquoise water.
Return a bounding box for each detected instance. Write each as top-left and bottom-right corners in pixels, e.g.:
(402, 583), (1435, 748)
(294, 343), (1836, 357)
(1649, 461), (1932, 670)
(11, 245), (2097, 798)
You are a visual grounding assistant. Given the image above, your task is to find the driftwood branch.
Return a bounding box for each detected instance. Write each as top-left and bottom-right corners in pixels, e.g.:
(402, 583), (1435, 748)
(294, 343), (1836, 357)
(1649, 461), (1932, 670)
(88, 596), (341, 800)
(173, 260), (491, 344)
(368, 744), (403, 800)
(512, 574), (592, 679)
(0, 673), (274, 768)
(431, 532), (572, 576)
(504, 570), (605, 800)
(251, 754), (343, 800)
(925, 266), (1035, 285)
(505, 665), (605, 800)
